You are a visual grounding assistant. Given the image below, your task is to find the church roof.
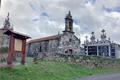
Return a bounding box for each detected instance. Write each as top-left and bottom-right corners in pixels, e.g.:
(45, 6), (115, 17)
(27, 34), (61, 44)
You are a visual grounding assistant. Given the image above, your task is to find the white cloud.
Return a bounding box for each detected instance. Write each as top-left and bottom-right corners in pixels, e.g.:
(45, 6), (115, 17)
(0, 0), (120, 44)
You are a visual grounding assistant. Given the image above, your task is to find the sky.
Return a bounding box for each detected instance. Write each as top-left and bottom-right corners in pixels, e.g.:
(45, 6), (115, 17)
(0, 0), (120, 44)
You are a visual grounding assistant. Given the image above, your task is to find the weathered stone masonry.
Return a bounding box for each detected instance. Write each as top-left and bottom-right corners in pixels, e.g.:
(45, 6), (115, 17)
(27, 11), (81, 58)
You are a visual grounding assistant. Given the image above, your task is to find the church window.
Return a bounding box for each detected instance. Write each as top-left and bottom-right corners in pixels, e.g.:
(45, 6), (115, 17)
(39, 46), (42, 52)
(69, 39), (72, 42)
(65, 50), (68, 53)
(69, 49), (73, 54)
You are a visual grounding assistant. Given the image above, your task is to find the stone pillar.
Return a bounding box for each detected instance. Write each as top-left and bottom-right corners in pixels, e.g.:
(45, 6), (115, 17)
(86, 46), (88, 55)
(97, 46), (99, 56)
(7, 34), (15, 66)
(109, 45), (111, 57)
(21, 39), (26, 65)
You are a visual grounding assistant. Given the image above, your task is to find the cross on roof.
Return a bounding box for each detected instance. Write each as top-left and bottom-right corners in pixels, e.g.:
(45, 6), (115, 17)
(91, 31), (94, 35)
(101, 29), (105, 33)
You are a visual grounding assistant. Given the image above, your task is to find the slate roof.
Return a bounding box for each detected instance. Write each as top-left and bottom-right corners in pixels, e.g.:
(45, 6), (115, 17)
(27, 34), (61, 44)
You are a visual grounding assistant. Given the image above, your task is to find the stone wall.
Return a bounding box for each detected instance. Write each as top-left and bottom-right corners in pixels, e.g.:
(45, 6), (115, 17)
(27, 39), (59, 57)
(58, 32), (80, 55)
(49, 55), (120, 68)
(0, 29), (9, 48)
(0, 53), (8, 63)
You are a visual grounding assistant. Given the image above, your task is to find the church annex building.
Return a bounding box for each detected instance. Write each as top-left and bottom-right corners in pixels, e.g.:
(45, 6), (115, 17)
(83, 30), (120, 58)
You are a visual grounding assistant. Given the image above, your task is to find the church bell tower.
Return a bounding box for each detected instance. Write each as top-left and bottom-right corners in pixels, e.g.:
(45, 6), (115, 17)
(63, 11), (74, 33)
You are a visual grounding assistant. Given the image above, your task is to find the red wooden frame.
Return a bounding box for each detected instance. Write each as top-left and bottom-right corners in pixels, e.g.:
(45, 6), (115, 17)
(4, 30), (30, 66)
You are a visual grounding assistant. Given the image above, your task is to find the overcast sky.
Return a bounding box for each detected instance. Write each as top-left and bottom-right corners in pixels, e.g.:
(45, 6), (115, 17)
(0, 0), (120, 44)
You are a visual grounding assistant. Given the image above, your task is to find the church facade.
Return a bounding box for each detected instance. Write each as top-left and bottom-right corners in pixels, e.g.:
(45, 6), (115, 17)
(27, 11), (81, 58)
(83, 29), (120, 58)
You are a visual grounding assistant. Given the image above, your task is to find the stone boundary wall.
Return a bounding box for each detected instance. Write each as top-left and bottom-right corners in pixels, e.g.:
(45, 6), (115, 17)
(44, 55), (120, 68)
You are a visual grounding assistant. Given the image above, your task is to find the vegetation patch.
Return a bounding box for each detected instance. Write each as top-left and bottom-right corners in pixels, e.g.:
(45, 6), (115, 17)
(0, 60), (120, 80)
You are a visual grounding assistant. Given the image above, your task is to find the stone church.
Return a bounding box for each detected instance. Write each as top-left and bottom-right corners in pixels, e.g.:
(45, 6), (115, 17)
(0, 13), (13, 51)
(27, 11), (81, 57)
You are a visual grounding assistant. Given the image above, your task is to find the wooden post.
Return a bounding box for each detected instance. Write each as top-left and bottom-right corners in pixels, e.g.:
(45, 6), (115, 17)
(21, 39), (26, 65)
(7, 34), (15, 66)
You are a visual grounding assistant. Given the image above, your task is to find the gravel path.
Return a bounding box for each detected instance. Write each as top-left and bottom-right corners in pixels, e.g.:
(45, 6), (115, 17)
(74, 73), (120, 80)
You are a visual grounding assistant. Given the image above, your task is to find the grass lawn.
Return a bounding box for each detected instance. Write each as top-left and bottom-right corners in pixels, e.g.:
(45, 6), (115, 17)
(0, 61), (120, 80)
